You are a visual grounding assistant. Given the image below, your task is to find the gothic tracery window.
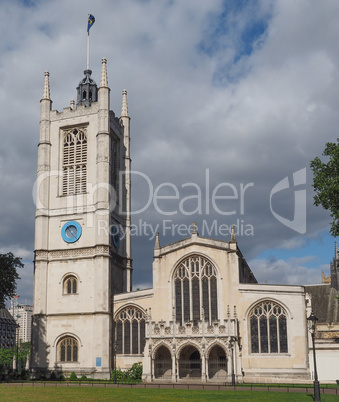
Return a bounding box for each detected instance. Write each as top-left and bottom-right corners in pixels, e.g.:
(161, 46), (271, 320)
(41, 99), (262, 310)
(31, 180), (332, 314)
(115, 307), (146, 355)
(174, 255), (218, 326)
(249, 301), (288, 354)
(58, 337), (78, 362)
(62, 128), (87, 195)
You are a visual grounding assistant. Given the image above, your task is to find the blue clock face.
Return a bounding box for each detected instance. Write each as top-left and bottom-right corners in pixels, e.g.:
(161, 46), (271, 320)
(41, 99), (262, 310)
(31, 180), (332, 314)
(61, 221), (82, 243)
(112, 225), (120, 248)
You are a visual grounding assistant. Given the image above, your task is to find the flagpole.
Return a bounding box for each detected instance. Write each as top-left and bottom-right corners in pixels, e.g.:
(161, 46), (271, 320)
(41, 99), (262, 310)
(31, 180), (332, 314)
(87, 30), (90, 70)
(86, 14), (94, 70)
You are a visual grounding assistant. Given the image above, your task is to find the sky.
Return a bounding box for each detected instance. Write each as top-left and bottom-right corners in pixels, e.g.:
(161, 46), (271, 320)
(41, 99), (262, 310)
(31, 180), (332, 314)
(0, 0), (338, 306)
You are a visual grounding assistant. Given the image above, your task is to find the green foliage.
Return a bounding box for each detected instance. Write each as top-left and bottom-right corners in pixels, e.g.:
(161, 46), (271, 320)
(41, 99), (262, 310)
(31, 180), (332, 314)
(0, 252), (24, 308)
(0, 347), (31, 380)
(50, 371), (57, 380)
(80, 374), (87, 380)
(111, 362), (142, 383)
(18, 342), (30, 364)
(69, 371), (78, 380)
(127, 362), (142, 381)
(0, 347), (14, 368)
(310, 138), (339, 237)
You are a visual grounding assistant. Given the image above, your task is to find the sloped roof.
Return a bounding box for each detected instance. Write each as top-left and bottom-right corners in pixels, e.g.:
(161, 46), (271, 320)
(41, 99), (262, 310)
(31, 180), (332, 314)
(305, 284), (339, 323)
(0, 308), (15, 321)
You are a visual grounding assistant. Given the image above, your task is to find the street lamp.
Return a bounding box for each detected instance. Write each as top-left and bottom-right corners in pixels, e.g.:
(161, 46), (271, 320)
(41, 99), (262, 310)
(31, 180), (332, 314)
(307, 311), (321, 402)
(15, 317), (20, 371)
(229, 336), (236, 386)
(113, 341), (117, 384)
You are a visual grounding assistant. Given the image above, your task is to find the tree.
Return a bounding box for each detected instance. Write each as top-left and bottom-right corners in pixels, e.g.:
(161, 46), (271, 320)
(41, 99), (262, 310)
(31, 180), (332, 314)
(310, 138), (339, 237)
(0, 253), (24, 309)
(18, 342), (31, 365)
(0, 347), (14, 368)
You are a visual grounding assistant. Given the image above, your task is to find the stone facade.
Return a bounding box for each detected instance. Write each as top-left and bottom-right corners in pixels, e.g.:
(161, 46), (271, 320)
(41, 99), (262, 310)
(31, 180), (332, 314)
(31, 60), (132, 379)
(305, 244), (339, 383)
(114, 232), (310, 383)
(32, 58), (311, 383)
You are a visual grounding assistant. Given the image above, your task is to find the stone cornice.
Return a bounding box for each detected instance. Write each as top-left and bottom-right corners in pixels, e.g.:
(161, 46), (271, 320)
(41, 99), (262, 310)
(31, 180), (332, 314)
(35, 245), (110, 262)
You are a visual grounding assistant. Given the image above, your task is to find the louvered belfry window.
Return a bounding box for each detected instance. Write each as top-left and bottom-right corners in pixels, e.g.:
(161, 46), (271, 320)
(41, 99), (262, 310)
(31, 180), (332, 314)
(174, 255), (218, 326)
(63, 128), (87, 195)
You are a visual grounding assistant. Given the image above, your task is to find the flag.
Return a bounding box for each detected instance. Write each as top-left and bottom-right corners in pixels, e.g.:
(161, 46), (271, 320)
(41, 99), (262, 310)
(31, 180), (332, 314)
(87, 14), (95, 33)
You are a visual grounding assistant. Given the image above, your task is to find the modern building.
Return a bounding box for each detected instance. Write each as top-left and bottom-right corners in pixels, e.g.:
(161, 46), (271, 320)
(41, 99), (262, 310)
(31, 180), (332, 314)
(9, 303), (33, 343)
(31, 58), (312, 382)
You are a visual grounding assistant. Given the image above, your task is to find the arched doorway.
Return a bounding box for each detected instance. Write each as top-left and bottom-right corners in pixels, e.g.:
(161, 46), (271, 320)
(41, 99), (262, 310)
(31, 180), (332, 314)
(154, 345), (172, 379)
(179, 345), (201, 379)
(208, 345), (227, 380)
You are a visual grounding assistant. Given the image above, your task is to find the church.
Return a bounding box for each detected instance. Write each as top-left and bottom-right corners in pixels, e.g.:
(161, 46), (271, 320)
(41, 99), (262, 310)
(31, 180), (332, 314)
(31, 58), (312, 383)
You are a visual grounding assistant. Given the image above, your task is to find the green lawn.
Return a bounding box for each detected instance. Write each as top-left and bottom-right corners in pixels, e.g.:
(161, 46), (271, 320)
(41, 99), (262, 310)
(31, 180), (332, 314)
(0, 386), (338, 401)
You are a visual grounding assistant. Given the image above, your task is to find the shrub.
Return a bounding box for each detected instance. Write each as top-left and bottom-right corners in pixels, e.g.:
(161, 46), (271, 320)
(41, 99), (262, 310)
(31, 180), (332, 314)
(69, 371), (77, 381)
(127, 362), (142, 381)
(111, 363), (142, 383)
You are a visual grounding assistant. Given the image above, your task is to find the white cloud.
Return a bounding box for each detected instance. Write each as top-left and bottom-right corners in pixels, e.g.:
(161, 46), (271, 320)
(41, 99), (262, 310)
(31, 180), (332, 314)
(249, 256), (322, 286)
(0, 0), (337, 303)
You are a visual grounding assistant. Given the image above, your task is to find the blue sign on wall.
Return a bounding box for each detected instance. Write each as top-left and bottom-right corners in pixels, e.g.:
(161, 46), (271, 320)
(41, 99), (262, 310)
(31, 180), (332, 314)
(96, 357), (102, 367)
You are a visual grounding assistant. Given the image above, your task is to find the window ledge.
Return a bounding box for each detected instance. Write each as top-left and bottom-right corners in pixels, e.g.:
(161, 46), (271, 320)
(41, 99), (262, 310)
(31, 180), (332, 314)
(249, 353), (290, 357)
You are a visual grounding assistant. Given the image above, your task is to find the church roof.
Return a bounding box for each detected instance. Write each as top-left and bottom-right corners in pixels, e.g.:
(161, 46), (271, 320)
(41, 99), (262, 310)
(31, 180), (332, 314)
(305, 284), (339, 324)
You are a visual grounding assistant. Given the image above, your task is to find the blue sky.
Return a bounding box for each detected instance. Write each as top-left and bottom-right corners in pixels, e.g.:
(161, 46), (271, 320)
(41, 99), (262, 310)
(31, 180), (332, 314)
(0, 0), (338, 305)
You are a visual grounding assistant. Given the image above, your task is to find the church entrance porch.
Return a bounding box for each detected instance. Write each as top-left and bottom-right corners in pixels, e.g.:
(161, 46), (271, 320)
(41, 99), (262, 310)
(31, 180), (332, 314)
(178, 346), (201, 379)
(207, 345), (227, 380)
(154, 346), (172, 379)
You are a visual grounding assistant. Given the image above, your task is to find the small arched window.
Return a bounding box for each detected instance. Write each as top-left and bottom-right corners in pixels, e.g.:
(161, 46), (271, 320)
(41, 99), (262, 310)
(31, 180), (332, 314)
(58, 337), (78, 362)
(63, 275), (77, 294)
(249, 301), (288, 354)
(174, 255), (218, 326)
(115, 307), (146, 355)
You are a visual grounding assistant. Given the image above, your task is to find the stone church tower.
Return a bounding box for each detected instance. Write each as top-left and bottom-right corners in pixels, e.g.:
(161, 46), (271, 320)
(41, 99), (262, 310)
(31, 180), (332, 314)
(31, 59), (131, 378)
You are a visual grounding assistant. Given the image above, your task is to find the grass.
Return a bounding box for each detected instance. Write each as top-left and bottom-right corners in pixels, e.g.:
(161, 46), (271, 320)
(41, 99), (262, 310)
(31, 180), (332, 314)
(0, 386), (338, 401)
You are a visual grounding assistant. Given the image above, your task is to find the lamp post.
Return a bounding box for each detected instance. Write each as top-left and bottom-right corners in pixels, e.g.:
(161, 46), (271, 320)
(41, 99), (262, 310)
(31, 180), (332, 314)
(307, 311), (321, 402)
(113, 341), (117, 384)
(229, 336), (236, 386)
(15, 313), (21, 370)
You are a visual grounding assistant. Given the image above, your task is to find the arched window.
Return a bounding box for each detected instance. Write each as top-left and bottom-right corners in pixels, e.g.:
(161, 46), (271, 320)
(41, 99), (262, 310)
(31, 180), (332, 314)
(115, 307), (146, 355)
(63, 276), (77, 294)
(58, 337), (78, 362)
(174, 255), (218, 326)
(249, 301), (288, 354)
(63, 128), (87, 195)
